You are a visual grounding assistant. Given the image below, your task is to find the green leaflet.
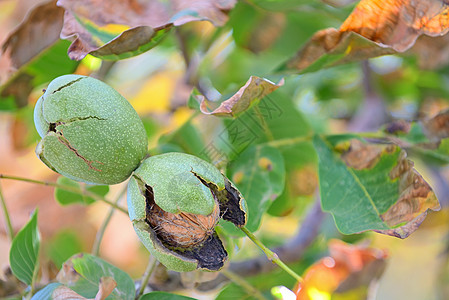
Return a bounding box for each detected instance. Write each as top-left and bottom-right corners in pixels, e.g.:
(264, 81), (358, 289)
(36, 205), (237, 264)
(9, 210), (40, 286)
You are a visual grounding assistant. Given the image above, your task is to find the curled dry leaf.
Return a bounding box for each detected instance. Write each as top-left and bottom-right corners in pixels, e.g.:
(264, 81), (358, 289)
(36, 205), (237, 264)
(199, 76), (284, 117)
(284, 0), (449, 73)
(294, 239), (387, 299)
(342, 139), (440, 238)
(57, 0), (237, 60)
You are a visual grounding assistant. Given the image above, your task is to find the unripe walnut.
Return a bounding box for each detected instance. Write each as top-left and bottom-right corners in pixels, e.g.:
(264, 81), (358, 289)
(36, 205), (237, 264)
(34, 75), (148, 185)
(127, 152), (247, 272)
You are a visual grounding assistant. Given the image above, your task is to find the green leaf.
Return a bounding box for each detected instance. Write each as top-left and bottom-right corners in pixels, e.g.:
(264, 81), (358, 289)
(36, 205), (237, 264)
(31, 283), (62, 300)
(9, 210), (40, 286)
(54, 176), (109, 205)
(314, 135), (439, 238)
(140, 291), (197, 300)
(227, 145), (285, 233)
(57, 253), (134, 300)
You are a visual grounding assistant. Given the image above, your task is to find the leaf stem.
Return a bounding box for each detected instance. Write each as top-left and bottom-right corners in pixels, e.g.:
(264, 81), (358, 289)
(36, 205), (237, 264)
(92, 184), (128, 256)
(0, 174), (128, 214)
(240, 226), (303, 283)
(221, 269), (267, 300)
(0, 182), (14, 241)
(136, 256), (157, 299)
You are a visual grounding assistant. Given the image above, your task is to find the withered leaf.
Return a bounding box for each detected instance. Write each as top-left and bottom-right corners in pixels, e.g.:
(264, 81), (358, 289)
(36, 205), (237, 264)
(340, 0), (449, 52)
(0, 0), (64, 78)
(199, 76), (284, 117)
(283, 0), (449, 73)
(57, 0), (237, 60)
(295, 239), (387, 299)
(314, 136), (440, 239)
(52, 285), (87, 300)
(283, 29), (396, 73)
(0, 1), (76, 108)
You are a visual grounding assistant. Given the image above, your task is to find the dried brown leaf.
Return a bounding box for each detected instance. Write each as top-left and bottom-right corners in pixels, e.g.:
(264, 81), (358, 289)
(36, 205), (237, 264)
(340, 0), (449, 52)
(0, 0), (64, 81)
(57, 0), (236, 60)
(284, 29), (395, 72)
(0, 0), (64, 107)
(382, 151), (440, 226)
(94, 277), (117, 300)
(199, 76), (284, 117)
(285, 0), (449, 73)
(53, 286), (87, 300)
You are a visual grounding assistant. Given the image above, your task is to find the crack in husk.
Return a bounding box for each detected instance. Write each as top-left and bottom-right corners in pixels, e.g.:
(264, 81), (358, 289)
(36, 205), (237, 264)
(50, 77), (85, 94)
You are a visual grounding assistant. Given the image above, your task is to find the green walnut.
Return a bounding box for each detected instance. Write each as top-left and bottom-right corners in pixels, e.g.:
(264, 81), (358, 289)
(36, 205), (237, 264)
(34, 75), (148, 185)
(127, 152), (247, 272)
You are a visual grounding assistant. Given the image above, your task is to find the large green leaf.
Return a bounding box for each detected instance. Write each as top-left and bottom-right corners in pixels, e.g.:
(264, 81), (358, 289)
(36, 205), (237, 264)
(314, 135), (439, 238)
(54, 176), (109, 206)
(57, 253), (134, 300)
(9, 210), (40, 286)
(140, 292), (197, 300)
(226, 145), (285, 234)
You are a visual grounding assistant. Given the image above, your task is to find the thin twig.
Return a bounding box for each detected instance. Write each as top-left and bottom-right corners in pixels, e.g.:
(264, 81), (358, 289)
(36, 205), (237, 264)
(221, 269), (267, 300)
(137, 256), (158, 299)
(0, 181), (14, 241)
(0, 175), (128, 214)
(92, 185), (128, 256)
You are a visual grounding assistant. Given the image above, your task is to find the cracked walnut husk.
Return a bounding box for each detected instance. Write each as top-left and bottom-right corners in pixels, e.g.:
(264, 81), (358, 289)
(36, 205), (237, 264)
(127, 152), (247, 272)
(34, 75), (148, 185)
